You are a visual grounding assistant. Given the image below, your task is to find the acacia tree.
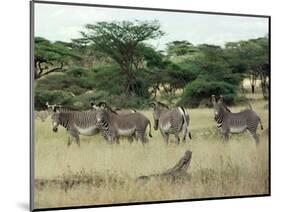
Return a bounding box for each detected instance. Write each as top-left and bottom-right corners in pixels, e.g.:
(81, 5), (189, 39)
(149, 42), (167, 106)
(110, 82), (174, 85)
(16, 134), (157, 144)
(81, 20), (164, 95)
(166, 40), (196, 57)
(224, 37), (269, 94)
(34, 37), (81, 79)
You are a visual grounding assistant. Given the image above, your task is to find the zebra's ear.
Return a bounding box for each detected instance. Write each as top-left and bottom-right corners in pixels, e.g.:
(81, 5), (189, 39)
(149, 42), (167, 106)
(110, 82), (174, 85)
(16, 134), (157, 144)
(53, 106), (58, 113)
(211, 95), (216, 104)
(218, 95), (224, 103)
(97, 101), (107, 109)
(53, 104), (62, 113)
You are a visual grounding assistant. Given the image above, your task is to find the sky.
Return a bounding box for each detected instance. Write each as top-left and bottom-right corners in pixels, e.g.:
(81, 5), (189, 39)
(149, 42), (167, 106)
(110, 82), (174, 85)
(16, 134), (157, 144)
(34, 3), (269, 50)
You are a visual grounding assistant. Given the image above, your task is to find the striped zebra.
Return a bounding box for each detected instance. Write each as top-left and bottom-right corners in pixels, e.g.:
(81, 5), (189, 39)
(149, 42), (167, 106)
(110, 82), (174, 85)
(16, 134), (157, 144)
(149, 101), (191, 144)
(92, 102), (141, 143)
(212, 95), (263, 144)
(51, 111), (99, 146)
(91, 102), (136, 115)
(46, 102), (78, 113)
(94, 103), (152, 144)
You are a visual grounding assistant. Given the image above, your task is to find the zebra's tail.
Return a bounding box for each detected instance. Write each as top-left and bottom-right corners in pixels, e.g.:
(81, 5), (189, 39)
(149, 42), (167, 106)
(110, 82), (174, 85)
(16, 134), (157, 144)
(259, 117), (264, 130)
(179, 106), (189, 142)
(148, 120), (153, 138)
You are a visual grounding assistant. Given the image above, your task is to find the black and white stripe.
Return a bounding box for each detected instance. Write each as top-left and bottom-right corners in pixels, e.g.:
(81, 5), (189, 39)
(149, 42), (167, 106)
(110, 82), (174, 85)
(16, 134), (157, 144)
(51, 111), (99, 146)
(212, 95), (263, 144)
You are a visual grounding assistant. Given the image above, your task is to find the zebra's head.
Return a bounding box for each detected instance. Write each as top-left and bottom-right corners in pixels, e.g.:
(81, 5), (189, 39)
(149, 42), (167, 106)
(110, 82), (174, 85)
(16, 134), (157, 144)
(149, 101), (169, 130)
(212, 95), (229, 120)
(95, 108), (107, 126)
(51, 113), (60, 132)
(46, 102), (62, 113)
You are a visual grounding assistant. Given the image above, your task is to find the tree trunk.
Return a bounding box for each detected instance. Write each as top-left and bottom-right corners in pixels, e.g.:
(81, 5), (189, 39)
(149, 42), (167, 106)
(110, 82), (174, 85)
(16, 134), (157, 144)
(251, 85), (255, 94)
(240, 82), (245, 94)
(260, 75), (269, 100)
(124, 70), (137, 96)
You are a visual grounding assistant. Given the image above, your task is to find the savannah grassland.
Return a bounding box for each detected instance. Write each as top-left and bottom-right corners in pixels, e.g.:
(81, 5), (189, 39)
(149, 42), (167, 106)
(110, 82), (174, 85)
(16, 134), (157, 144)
(34, 88), (269, 209)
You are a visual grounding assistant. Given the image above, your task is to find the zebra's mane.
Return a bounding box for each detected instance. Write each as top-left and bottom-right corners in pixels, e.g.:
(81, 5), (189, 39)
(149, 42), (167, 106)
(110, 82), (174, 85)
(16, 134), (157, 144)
(157, 101), (170, 109)
(221, 103), (231, 112)
(105, 106), (118, 115)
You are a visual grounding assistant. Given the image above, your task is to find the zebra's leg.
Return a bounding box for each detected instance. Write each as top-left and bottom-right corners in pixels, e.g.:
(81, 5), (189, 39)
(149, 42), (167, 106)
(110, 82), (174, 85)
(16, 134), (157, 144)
(160, 130), (169, 145)
(69, 130), (80, 147)
(139, 131), (148, 145)
(108, 135), (114, 144)
(252, 134), (260, 144)
(127, 132), (135, 143)
(127, 136), (133, 143)
(73, 134), (80, 147)
(222, 132), (229, 142)
(115, 136), (120, 144)
(135, 131), (141, 144)
(248, 129), (260, 144)
(134, 132), (139, 142)
(174, 134), (180, 145)
(67, 135), (72, 146)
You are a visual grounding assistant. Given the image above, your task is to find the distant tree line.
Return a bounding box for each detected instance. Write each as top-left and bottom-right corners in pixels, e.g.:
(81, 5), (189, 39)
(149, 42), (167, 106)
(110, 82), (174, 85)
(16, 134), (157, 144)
(34, 20), (269, 110)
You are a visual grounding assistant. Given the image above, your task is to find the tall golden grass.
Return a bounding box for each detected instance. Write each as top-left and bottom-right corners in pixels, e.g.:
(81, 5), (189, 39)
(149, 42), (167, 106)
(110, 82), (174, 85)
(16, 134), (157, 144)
(34, 92), (269, 209)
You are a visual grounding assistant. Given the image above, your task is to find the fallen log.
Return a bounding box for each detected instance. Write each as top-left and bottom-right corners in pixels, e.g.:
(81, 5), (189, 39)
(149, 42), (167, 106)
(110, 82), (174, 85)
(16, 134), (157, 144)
(137, 150), (192, 183)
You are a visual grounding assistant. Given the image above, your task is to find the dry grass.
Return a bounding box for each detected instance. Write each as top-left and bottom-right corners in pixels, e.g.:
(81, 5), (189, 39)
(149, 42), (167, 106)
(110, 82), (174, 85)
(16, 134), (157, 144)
(33, 91), (269, 209)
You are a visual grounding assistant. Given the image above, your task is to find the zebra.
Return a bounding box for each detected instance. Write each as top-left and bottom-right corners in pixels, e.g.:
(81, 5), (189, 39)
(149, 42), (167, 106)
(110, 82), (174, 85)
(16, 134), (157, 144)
(94, 103), (152, 144)
(91, 102), (139, 143)
(211, 95), (263, 143)
(46, 102), (78, 113)
(91, 102), (136, 115)
(114, 108), (137, 116)
(149, 101), (191, 144)
(51, 110), (99, 146)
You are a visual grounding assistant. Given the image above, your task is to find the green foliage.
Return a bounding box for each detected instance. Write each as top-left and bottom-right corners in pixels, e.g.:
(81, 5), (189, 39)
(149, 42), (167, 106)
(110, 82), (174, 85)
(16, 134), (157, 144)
(34, 37), (82, 79)
(65, 67), (90, 77)
(35, 37), (81, 62)
(224, 37), (269, 75)
(35, 90), (75, 110)
(91, 65), (125, 95)
(36, 67), (98, 97)
(180, 79), (237, 108)
(34, 23), (268, 109)
(166, 40), (196, 57)
(177, 43), (242, 107)
(81, 20), (165, 95)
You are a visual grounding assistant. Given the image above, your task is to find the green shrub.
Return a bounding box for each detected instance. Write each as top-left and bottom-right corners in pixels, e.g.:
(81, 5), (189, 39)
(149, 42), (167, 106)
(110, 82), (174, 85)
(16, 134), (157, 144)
(65, 67), (90, 77)
(35, 90), (75, 110)
(36, 67), (96, 96)
(179, 79), (237, 108)
(91, 65), (125, 95)
(36, 74), (85, 95)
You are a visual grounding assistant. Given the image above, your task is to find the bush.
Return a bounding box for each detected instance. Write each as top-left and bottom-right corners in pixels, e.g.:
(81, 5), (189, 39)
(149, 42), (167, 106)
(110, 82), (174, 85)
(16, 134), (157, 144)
(91, 65), (125, 95)
(36, 67), (96, 96)
(36, 74), (87, 95)
(65, 67), (90, 77)
(179, 79), (237, 108)
(35, 90), (75, 110)
(86, 92), (150, 110)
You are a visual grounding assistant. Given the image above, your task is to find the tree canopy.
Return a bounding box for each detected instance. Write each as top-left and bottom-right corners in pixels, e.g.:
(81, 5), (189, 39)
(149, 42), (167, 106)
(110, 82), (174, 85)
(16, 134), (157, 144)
(80, 20), (165, 95)
(34, 37), (81, 79)
(34, 20), (269, 110)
